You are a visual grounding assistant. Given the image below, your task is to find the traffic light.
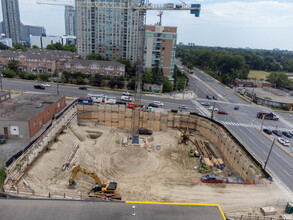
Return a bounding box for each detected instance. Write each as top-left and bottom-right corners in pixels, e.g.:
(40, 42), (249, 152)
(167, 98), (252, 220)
(291, 107), (293, 111)
(226, 90), (228, 94)
(262, 115), (265, 120)
(234, 113), (236, 118)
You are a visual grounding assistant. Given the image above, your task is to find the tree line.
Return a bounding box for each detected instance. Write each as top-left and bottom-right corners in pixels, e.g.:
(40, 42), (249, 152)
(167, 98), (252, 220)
(176, 45), (293, 88)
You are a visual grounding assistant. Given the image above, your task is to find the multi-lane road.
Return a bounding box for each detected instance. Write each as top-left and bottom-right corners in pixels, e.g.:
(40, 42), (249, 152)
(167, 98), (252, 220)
(2, 69), (293, 192)
(176, 61), (293, 193)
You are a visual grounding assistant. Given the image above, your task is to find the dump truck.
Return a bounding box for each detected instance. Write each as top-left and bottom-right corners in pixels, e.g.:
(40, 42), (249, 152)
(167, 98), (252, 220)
(257, 112), (279, 121)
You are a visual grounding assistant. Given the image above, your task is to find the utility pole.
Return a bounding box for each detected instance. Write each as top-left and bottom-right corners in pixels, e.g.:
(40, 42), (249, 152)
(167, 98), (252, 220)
(0, 73), (3, 91)
(182, 78), (186, 100)
(264, 138), (276, 171)
(211, 102), (216, 120)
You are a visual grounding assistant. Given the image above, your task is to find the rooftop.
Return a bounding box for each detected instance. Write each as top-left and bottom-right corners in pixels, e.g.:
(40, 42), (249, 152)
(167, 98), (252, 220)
(0, 93), (64, 121)
(0, 90), (9, 96)
(245, 87), (293, 104)
(0, 49), (76, 60)
(0, 199), (225, 220)
(65, 59), (125, 68)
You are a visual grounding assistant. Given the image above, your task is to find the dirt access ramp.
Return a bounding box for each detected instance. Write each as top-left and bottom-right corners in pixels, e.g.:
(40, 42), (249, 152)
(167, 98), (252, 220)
(6, 122), (289, 211)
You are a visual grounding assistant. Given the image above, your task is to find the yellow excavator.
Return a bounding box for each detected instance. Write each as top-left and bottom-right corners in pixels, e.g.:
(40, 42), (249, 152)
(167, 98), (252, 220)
(68, 165), (118, 196)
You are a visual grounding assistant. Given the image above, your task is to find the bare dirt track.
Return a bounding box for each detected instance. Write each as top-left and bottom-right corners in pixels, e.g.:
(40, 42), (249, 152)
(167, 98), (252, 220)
(18, 122), (289, 211)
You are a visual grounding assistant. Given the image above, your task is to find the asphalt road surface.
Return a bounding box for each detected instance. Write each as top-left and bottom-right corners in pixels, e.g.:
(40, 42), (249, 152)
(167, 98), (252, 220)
(176, 60), (293, 192)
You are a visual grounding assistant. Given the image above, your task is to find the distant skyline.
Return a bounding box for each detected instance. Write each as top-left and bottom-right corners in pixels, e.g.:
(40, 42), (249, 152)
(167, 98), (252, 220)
(0, 0), (292, 51)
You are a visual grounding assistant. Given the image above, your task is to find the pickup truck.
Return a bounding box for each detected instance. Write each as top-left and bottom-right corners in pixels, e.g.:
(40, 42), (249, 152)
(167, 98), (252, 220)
(257, 112), (279, 121)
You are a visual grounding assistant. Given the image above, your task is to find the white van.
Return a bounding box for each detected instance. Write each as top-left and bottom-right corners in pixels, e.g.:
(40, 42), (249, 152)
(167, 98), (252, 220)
(88, 94), (104, 103)
(121, 96), (133, 102)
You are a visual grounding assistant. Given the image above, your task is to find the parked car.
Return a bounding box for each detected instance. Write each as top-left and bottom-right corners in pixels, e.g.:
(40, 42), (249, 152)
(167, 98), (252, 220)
(282, 131), (293, 138)
(154, 101), (163, 106)
(272, 130), (282, 137)
(206, 95), (212, 100)
(123, 91), (132, 96)
(277, 138), (290, 147)
(218, 110), (228, 115)
(138, 128), (152, 135)
(201, 102), (210, 106)
(263, 129), (272, 135)
(213, 95), (218, 100)
(201, 174), (224, 183)
(234, 106), (239, 110)
(149, 103), (159, 108)
(208, 106), (218, 111)
(121, 96), (132, 102)
(0, 136), (5, 144)
(178, 105), (188, 110)
(34, 84), (45, 90)
(41, 83), (50, 87)
(290, 131), (293, 135)
(79, 86), (87, 90)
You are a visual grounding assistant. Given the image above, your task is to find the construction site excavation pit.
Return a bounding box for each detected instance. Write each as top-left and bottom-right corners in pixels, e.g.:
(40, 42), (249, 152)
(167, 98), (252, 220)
(5, 122), (289, 211)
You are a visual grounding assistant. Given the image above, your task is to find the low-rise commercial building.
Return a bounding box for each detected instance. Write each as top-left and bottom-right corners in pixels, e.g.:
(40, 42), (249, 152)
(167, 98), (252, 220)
(244, 87), (293, 109)
(0, 93), (66, 139)
(57, 59), (125, 77)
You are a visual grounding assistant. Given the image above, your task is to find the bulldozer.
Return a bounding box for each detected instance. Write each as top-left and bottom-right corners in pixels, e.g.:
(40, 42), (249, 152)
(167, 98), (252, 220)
(68, 165), (118, 196)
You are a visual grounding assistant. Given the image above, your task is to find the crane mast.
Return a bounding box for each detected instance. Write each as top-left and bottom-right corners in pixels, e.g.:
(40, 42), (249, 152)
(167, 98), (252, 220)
(36, 0), (200, 135)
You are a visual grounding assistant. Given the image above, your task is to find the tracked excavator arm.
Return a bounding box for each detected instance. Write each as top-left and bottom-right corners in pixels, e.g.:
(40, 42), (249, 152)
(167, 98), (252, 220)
(68, 165), (118, 196)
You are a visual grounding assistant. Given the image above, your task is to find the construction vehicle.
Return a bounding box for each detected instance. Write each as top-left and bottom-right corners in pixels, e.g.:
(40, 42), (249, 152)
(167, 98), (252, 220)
(189, 147), (199, 157)
(69, 165), (118, 196)
(257, 112), (279, 121)
(179, 128), (189, 144)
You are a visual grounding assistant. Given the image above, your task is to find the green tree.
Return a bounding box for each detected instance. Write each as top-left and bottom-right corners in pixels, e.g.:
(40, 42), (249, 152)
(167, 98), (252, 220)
(8, 59), (19, 73)
(75, 76), (85, 85)
(38, 73), (50, 81)
(46, 44), (56, 50)
(267, 72), (291, 88)
(54, 42), (63, 50)
(86, 53), (105, 60)
(152, 66), (163, 85)
(2, 69), (16, 78)
(13, 43), (27, 51)
(142, 71), (153, 84)
(32, 45), (40, 49)
(0, 42), (9, 50)
(25, 73), (37, 80)
(162, 76), (173, 92)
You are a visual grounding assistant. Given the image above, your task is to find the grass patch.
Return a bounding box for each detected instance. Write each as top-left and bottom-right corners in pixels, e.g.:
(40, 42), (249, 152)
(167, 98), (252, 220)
(248, 70), (270, 81)
(0, 168), (6, 188)
(234, 92), (251, 103)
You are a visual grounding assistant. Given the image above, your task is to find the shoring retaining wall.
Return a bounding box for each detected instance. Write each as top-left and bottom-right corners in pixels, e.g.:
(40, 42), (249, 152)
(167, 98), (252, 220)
(77, 104), (265, 182)
(4, 102), (78, 185)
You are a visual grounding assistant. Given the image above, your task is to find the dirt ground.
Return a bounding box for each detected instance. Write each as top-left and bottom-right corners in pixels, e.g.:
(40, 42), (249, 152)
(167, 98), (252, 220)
(17, 122), (290, 212)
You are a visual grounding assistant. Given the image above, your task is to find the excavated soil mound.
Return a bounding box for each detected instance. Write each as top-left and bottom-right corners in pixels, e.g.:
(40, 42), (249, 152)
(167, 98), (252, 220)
(113, 146), (159, 174)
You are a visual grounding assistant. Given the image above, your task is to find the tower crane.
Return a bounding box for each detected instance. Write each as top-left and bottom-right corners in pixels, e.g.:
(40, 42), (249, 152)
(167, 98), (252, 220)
(36, 0), (200, 135)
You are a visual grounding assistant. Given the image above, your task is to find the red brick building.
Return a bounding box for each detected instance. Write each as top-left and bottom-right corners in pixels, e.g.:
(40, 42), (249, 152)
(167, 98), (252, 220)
(0, 93), (66, 139)
(0, 90), (11, 104)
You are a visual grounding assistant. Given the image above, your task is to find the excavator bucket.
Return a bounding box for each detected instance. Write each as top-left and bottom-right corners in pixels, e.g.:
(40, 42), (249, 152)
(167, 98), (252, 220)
(68, 180), (78, 189)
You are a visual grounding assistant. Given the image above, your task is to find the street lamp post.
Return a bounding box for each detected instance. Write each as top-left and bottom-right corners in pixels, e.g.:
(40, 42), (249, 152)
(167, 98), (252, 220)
(264, 138), (276, 171)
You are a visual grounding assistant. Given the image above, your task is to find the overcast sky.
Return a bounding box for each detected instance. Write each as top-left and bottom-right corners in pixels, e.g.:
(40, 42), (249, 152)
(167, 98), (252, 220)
(1, 0), (292, 51)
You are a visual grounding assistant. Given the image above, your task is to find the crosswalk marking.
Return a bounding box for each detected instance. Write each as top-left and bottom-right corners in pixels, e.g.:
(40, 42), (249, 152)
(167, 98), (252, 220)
(220, 121), (289, 131)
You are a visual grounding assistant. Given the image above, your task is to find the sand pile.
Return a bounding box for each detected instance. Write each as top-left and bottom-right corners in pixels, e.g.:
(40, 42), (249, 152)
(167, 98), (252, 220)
(113, 147), (159, 174)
